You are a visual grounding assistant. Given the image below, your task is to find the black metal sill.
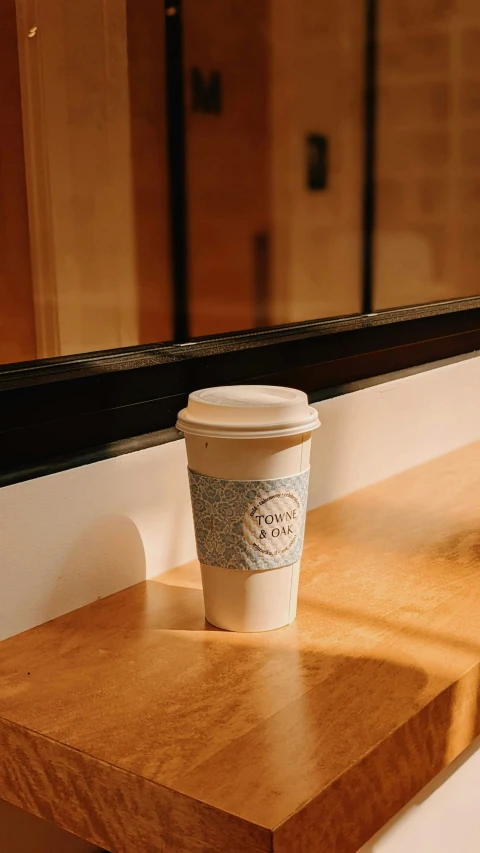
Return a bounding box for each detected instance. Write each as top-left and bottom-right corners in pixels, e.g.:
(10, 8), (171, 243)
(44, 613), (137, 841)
(1, 297), (479, 487)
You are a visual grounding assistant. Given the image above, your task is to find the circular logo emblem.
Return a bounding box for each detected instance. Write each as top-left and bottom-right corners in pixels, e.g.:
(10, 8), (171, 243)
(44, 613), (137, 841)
(243, 488), (302, 563)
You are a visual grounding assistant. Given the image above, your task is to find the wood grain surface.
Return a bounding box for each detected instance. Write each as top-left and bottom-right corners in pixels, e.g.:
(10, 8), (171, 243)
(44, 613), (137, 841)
(1, 442), (480, 852)
(0, 797), (101, 853)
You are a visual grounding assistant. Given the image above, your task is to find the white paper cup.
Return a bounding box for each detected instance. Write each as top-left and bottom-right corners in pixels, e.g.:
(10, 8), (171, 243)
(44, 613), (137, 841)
(177, 385), (320, 632)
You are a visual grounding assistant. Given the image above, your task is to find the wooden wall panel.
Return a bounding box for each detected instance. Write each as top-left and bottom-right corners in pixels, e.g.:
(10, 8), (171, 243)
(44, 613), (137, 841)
(16, 0), (143, 356)
(183, 0), (270, 337)
(375, 0), (480, 309)
(269, 0), (365, 325)
(126, 0), (172, 345)
(0, 0), (36, 365)
(184, 0), (364, 335)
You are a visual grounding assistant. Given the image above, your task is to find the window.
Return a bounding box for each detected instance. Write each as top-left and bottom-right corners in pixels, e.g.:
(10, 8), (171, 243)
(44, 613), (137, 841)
(1, 0), (480, 484)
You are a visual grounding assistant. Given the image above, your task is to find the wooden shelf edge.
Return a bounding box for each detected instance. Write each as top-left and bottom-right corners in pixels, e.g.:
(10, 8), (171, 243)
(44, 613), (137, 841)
(0, 716), (271, 853)
(273, 672), (479, 852)
(2, 443), (480, 852)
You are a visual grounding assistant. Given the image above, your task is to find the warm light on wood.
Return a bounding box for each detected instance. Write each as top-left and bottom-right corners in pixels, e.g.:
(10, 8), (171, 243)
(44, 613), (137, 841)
(1, 442), (480, 851)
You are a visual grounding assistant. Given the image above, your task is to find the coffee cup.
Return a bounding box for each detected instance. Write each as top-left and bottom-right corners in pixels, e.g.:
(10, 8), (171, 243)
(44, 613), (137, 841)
(177, 385), (320, 632)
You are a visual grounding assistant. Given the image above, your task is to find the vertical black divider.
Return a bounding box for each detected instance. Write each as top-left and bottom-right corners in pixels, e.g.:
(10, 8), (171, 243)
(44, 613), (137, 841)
(361, 0), (378, 315)
(165, 0), (189, 341)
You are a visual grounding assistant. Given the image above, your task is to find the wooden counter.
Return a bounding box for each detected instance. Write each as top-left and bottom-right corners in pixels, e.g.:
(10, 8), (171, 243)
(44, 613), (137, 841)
(1, 443), (480, 853)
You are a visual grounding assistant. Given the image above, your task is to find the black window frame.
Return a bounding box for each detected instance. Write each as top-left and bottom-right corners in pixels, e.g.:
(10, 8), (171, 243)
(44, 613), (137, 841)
(1, 297), (480, 487)
(1, 0), (480, 487)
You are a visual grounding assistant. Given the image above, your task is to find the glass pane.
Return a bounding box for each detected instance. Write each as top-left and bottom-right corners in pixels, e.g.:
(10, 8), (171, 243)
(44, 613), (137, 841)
(183, 0), (365, 335)
(374, 0), (480, 308)
(1, 0), (480, 367)
(0, 0), (173, 365)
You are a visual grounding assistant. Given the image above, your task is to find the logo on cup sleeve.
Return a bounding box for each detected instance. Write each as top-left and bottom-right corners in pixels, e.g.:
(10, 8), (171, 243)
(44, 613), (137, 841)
(243, 489), (302, 560)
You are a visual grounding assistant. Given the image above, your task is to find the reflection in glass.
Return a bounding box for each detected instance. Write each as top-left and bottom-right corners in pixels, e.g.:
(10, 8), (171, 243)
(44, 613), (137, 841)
(375, 0), (480, 309)
(0, 0), (480, 367)
(2, 0), (172, 365)
(183, 0), (365, 335)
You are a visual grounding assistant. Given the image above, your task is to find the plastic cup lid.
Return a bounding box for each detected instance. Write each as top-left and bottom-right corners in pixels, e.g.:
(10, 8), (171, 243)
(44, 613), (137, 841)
(176, 385), (320, 439)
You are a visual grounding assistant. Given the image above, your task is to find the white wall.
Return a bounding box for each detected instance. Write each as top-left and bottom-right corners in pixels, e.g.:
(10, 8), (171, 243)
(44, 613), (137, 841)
(0, 437), (194, 642)
(308, 352), (480, 506)
(1, 353), (479, 644)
